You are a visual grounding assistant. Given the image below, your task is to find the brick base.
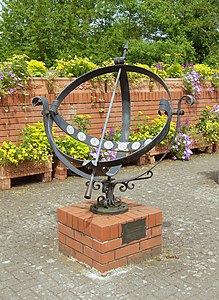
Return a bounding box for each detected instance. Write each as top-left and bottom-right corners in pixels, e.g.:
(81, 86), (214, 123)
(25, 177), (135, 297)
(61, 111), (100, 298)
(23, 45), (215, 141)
(57, 200), (162, 274)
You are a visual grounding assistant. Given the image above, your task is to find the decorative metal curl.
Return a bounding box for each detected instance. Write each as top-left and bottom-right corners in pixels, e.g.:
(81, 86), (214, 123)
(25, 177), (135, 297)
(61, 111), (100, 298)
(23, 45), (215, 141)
(119, 181), (135, 192)
(85, 180), (101, 191)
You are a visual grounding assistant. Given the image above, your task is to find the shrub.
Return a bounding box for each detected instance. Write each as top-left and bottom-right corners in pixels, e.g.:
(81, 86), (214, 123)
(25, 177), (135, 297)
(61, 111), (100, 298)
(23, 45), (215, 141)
(54, 56), (97, 77)
(195, 105), (219, 143)
(56, 135), (90, 160)
(27, 60), (47, 77)
(129, 113), (176, 145)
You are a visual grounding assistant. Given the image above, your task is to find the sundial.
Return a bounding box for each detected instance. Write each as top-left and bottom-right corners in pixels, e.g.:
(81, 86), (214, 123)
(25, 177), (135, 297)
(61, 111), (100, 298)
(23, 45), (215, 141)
(32, 44), (194, 214)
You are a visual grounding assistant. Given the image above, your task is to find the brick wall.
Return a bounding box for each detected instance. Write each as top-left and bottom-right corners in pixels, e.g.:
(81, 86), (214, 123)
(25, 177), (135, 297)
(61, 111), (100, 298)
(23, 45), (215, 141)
(0, 83), (218, 143)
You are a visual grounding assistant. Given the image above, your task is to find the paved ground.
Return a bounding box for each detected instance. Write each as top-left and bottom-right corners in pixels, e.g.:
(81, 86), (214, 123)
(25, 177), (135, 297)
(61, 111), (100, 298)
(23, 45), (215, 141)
(0, 152), (219, 300)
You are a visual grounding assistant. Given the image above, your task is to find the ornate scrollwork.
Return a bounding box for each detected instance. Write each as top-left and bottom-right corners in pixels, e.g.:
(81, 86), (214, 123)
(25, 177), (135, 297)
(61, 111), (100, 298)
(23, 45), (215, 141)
(85, 180), (101, 191)
(118, 182), (135, 192)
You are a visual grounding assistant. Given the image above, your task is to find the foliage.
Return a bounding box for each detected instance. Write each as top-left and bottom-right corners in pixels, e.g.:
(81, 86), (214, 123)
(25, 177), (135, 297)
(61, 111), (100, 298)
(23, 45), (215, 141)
(27, 60), (47, 77)
(0, 1), (218, 66)
(195, 105), (219, 143)
(55, 136), (90, 160)
(193, 64), (213, 79)
(150, 64), (167, 79)
(0, 122), (52, 166)
(0, 54), (31, 96)
(165, 63), (183, 78)
(104, 127), (121, 141)
(54, 57), (97, 78)
(129, 113), (176, 145)
(186, 124), (207, 150)
(19, 122), (53, 156)
(71, 114), (92, 133)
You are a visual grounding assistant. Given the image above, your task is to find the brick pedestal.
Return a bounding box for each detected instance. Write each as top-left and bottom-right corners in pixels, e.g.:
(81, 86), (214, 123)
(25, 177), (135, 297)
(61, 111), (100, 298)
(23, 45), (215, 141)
(58, 200), (162, 273)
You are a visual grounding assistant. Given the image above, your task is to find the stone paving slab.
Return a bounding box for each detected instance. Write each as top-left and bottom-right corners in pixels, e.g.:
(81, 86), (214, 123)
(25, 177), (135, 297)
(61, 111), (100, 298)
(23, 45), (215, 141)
(0, 153), (219, 299)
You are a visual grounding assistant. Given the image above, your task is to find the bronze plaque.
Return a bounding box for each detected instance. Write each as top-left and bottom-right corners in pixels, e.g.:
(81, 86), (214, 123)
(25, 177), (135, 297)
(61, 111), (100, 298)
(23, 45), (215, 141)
(122, 218), (146, 244)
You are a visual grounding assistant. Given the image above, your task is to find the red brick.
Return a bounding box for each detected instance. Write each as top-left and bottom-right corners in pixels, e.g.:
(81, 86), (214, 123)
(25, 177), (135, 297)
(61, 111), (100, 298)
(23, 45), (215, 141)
(146, 228), (152, 239)
(127, 252), (143, 263)
(93, 238), (122, 253)
(110, 222), (120, 239)
(115, 243), (140, 259)
(67, 213), (73, 227)
(84, 246), (114, 264)
(66, 237), (83, 253)
(74, 230), (93, 247)
(62, 225), (74, 238)
(113, 213), (134, 224)
(74, 250), (93, 268)
(156, 212), (162, 225)
(88, 216), (122, 242)
(90, 220), (111, 242)
(93, 257), (127, 273)
(123, 211), (139, 221)
(59, 242), (75, 257)
(152, 225), (162, 237)
(78, 211), (97, 233)
(58, 232), (66, 244)
(140, 236), (162, 251)
(149, 213), (156, 227)
(84, 217), (93, 236)
(57, 208), (67, 224)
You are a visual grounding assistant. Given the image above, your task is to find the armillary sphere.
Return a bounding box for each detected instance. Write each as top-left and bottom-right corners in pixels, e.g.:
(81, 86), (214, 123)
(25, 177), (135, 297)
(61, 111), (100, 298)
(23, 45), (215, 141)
(32, 43), (194, 214)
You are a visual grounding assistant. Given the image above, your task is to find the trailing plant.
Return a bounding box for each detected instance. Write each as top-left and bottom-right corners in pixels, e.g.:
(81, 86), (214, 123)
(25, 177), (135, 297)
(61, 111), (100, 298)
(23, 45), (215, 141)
(171, 132), (193, 160)
(182, 64), (202, 98)
(0, 54), (31, 96)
